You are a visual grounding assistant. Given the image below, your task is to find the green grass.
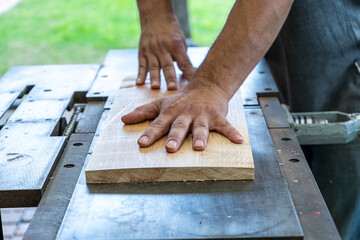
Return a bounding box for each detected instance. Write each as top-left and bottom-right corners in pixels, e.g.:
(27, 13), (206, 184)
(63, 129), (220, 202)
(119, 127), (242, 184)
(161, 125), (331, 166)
(0, 0), (235, 76)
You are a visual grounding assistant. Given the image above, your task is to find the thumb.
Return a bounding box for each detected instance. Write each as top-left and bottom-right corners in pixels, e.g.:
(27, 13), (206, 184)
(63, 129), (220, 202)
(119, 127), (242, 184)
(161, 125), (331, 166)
(173, 52), (196, 81)
(121, 100), (160, 124)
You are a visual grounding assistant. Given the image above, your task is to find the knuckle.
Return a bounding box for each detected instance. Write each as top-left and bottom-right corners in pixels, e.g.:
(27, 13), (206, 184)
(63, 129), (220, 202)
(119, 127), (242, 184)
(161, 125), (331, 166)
(170, 37), (184, 49)
(193, 121), (208, 129)
(148, 65), (159, 71)
(140, 43), (150, 53)
(151, 120), (164, 129)
(138, 63), (147, 69)
(150, 40), (160, 51)
(214, 120), (231, 130)
(163, 104), (177, 114)
(162, 63), (174, 70)
(172, 121), (187, 129)
(167, 136), (179, 143)
(135, 106), (143, 112)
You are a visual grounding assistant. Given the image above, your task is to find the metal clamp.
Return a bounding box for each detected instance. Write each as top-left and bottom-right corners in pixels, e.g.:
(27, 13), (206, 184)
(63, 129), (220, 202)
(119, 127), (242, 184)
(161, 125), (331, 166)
(282, 105), (360, 145)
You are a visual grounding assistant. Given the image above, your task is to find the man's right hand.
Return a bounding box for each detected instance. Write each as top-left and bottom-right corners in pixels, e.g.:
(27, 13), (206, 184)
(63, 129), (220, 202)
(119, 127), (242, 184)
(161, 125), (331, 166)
(136, 1), (196, 90)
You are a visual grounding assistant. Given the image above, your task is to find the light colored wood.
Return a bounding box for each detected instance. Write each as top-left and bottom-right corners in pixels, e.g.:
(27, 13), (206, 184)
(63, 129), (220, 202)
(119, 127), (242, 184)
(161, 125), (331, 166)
(85, 80), (254, 183)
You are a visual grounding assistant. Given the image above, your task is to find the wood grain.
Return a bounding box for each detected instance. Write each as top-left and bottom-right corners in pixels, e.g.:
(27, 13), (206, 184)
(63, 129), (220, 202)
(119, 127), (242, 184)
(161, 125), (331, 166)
(85, 80), (254, 183)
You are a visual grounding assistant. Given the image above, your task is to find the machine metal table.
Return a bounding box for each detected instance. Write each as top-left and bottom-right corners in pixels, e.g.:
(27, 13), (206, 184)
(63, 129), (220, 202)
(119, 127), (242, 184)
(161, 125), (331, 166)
(0, 48), (340, 239)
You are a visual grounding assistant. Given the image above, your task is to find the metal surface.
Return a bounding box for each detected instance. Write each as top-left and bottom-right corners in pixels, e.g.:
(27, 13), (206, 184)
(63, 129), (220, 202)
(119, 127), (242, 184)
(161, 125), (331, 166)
(55, 109), (303, 239)
(75, 102), (105, 133)
(0, 64), (99, 207)
(23, 133), (94, 240)
(23, 101), (105, 240)
(259, 97), (289, 129)
(259, 97), (341, 239)
(269, 128), (341, 240)
(0, 136), (66, 207)
(0, 49), (340, 239)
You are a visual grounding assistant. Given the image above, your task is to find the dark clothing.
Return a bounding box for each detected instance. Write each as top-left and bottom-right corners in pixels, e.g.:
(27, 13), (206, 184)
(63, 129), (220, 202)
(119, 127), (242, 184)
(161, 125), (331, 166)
(266, 0), (360, 239)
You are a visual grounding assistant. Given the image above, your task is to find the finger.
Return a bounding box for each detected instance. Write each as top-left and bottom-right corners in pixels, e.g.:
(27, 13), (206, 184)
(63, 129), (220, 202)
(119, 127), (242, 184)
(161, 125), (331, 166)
(166, 116), (192, 153)
(172, 48), (196, 80)
(213, 118), (244, 144)
(147, 54), (161, 89)
(137, 54), (148, 85)
(121, 100), (160, 124)
(191, 118), (209, 151)
(138, 113), (174, 147)
(159, 53), (177, 90)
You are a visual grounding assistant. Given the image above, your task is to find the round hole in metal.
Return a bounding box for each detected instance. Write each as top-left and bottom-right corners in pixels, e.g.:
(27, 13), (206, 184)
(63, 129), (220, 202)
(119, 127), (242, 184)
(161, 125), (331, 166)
(264, 88), (272, 91)
(93, 92), (101, 95)
(64, 164), (75, 168)
(289, 159), (300, 163)
(73, 143), (83, 146)
(43, 89), (52, 92)
(281, 138), (291, 141)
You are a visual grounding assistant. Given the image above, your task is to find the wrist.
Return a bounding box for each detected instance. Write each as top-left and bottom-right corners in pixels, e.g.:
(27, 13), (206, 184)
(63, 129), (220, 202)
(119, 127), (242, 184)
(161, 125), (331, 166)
(188, 63), (234, 100)
(186, 73), (232, 102)
(137, 0), (175, 28)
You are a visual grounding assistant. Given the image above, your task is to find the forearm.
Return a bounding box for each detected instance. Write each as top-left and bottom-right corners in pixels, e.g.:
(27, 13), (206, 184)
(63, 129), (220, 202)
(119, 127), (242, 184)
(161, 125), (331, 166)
(137, 0), (175, 28)
(191, 0), (293, 100)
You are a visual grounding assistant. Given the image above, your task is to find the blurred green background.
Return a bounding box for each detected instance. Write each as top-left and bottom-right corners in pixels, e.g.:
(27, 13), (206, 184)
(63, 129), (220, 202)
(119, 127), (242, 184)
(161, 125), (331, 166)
(0, 0), (235, 76)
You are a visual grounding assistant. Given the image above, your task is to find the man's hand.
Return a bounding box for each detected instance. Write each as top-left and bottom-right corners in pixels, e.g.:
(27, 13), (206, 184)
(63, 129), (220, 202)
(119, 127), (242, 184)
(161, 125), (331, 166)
(136, 0), (196, 90)
(129, 0), (293, 152)
(121, 82), (244, 153)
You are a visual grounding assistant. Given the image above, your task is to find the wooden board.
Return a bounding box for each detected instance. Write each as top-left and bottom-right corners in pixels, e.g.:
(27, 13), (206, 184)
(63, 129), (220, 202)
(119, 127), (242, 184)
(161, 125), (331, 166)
(85, 81), (254, 183)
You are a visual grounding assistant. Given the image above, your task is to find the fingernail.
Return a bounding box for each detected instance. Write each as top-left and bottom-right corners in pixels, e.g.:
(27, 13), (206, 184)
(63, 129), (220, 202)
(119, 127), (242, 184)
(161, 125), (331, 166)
(194, 139), (204, 147)
(167, 140), (177, 148)
(136, 77), (141, 84)
(235, 134), (244, 141)
(151, 82), (159, 88)
(169, 82), (175, 88)
(139, 136), (149, 144)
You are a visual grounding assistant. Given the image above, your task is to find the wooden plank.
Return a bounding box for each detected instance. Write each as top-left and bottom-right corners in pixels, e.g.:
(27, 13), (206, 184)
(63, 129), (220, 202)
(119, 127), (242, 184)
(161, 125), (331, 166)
(85, 83), (254, 183)
(56, 109), (303, 239)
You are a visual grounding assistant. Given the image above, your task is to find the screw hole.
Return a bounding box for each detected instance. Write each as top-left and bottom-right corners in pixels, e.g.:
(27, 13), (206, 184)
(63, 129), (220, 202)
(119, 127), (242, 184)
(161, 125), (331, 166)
(281, 138), (291, 141)
(289, 159), (300, 163)
(43, 89), (52, 92)
(28, 99), (34, 102)
(264, 88), (272, 91)
(10, 90), (16, 94)
(93, 92), (101, 95)
(259, 71), (265, 74)
(73, 143), (83, 146)
(102, 75), (108, 78)
(64, 164), (75, 168)
(250, 112), (258, 115)
(245, 98), (252, 101)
